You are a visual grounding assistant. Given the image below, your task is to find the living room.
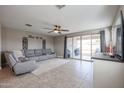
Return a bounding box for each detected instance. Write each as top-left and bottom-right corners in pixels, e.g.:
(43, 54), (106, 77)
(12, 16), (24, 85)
(0, 5), (124, 88)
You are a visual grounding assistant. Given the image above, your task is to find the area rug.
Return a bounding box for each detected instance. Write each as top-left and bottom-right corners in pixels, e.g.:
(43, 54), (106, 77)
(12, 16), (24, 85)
(32, 58), (70, 75)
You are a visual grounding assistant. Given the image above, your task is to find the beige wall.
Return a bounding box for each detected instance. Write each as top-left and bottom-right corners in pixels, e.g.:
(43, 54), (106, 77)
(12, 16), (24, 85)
(54, 36), (65, 58)
(28, 38), (42, 49)
(0, 24), (1, 68)
(1, 27), (54, 52)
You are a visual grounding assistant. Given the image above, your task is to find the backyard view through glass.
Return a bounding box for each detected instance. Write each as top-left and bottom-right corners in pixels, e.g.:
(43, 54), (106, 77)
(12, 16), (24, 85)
(73, 36), (80, 59)
(91, 34), (101, 55)
(82, 35), (91, 60)
(67, 38), (73, 58)
(66, 33), (101, 60)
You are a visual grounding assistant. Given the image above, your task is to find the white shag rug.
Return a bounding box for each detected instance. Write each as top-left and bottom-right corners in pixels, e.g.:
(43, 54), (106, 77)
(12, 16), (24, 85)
(32, 58), (70, 75)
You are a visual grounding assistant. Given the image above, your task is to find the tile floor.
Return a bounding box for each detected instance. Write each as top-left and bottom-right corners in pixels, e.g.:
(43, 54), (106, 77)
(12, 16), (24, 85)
(0, 58), (124, 88)
(0, 58), (93, 88)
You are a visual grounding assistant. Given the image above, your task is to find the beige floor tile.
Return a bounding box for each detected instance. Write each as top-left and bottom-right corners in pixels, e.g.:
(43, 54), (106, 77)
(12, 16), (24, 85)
(0, 58), (93, 88)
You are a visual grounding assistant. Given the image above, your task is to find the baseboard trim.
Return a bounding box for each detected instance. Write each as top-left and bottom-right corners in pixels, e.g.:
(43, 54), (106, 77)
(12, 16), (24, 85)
(57, 56), (64, 58)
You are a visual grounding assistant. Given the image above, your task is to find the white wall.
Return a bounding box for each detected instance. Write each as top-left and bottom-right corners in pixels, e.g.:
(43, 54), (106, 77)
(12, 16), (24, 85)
(111, 6), (124, 47)
(94, 60), (124, 88)
(0, 24), (1, 69)
(54, 36), (65, 58)
(105, 28), (111, 47)
(1, 27), (54, 51)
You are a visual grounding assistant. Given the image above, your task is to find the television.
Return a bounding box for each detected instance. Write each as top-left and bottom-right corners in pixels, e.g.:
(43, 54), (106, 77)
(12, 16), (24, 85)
(113, 10), (124, 61)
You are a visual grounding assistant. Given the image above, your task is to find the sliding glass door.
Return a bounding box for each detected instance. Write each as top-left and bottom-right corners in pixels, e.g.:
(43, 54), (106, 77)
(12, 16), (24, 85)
(91, 33), (101, 55)
(73, 36), (81, 59)
(67, 38), (73, 58)
(66, 33), (101, 60)
(81, 35), (92, 60)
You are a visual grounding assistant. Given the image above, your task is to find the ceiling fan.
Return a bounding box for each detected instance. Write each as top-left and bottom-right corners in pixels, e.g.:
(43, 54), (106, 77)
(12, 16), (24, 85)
(43, 25), (69, 34)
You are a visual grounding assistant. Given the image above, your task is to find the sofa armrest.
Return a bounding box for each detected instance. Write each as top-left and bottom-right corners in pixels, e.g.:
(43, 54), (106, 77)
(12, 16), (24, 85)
(13, 60), (37, 75)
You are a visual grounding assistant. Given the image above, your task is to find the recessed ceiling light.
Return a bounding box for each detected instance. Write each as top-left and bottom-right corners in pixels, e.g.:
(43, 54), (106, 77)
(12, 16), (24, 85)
(25, 24), (32, 27)
(56, 5), (66, 10)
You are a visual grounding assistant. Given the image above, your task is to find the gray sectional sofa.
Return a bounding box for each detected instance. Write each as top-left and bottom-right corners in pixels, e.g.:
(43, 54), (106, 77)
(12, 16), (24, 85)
(24, 49), (56, 62)
(5, 49), (56, 75)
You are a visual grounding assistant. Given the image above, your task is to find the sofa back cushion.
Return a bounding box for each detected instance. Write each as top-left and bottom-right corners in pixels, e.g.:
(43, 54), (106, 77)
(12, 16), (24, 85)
(18, 57), (30, 62)
(46, 49), (52, 55)
(34, 49), (42, 56)
(25, 49), (35, 57)
(42, 49), (46, 55)
(12, 50), (25, 62)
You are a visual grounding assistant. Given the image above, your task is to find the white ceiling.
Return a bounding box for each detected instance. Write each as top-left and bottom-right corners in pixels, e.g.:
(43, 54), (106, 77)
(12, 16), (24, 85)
(0, 5), (119, 36)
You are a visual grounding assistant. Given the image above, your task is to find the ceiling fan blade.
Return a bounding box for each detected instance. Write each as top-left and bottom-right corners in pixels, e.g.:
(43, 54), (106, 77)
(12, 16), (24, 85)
(58, 25), (61, 28)
(61, 29), (69, 32)
(48, 31), (54, 33)
(43, 28), (53, 30)
(54, 25), (58, 27)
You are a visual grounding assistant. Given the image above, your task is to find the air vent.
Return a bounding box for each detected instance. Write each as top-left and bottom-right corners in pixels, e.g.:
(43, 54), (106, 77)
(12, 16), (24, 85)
(56, 5), (66, 10)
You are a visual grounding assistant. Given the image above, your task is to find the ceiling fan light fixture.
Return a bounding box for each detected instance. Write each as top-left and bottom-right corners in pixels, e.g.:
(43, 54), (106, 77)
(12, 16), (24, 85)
(45, 25), (69, 34)
(54, 30), (59, 33)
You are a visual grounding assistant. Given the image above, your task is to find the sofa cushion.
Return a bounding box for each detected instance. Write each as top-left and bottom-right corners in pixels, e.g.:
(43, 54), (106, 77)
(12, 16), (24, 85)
(12, 50), (25, 62)
(25, 49), (35, 57)
(34, 49), (42, 56)
(47, 54), (56, 59)
(51, 52), (55, 54)
(37, 55), (48, 62)
(28, 56), (39, 62)
(42, 49), (46, 55)
(46, 49), (52, 55)
(18, 57), (30, 62)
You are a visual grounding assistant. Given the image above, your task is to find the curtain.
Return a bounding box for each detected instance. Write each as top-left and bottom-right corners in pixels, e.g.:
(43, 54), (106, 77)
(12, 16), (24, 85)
(64, 36), (67, 58)
(42, 39), (46, 49)
(116, 28), (122, 58)
(100, 30), (106, 53)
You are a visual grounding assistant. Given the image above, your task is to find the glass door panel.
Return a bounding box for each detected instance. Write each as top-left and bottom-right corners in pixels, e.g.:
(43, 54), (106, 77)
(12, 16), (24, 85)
(82, 35), (91, 60)
(73, 36), (81, 59)
(67, 38), (73, 58)
(91, 34), (101, 55)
